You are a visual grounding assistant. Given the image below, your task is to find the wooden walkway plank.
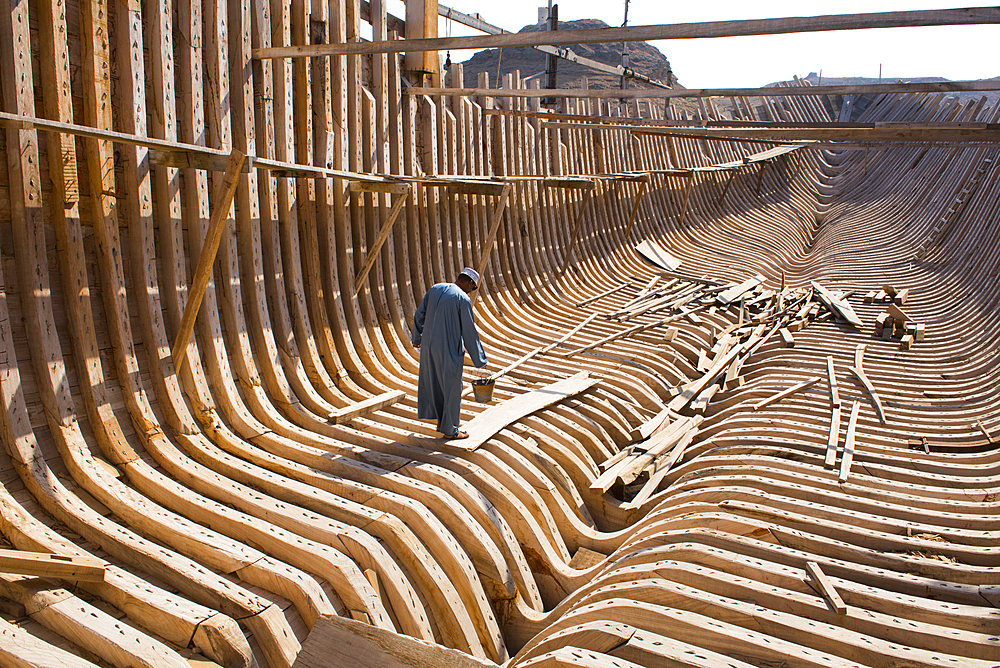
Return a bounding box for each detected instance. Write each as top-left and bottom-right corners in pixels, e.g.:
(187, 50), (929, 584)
(459, 373), (600, 451)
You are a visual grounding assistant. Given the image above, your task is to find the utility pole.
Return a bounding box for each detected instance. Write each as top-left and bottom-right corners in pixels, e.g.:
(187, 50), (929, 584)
(620, 0), (631, 91)
(543, 2), (559, 107)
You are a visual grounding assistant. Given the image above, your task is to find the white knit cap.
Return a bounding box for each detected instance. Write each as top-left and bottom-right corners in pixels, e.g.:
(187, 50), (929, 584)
(459, 267), (480, 285)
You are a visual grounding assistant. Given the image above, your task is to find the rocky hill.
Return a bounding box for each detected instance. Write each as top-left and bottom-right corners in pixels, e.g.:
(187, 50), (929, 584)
(457, 18), (674, 91)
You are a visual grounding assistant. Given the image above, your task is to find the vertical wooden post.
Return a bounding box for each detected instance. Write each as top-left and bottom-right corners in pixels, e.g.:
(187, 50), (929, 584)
(171, 149), (247, 370)
(405, 0), (439, 85)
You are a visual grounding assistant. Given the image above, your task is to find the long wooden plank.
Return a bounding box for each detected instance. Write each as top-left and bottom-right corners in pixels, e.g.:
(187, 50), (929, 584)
(403, 78), (1000, 99)
(562, 317), (668, 358)
(666, 342), (747, 412)
(824, 404), (842, 468)
(630, 407), (674, 442)
(615, 416), (702, 486)
(469, 313), (599, 393)
(329, 390), (407, 424)
(255, 8), (1000, 57)
(0, 110), (393, 183)
(436, 3), (671, 89)
(0, 550), (104, 582)
(171, 149), (247, 369)
(805, 561), (848, 615)
(486, 346), (546, 384)
(826, 355), (840, 407)
(458, 372), (599, 451)
(576, 283), (629, 307)
(717, 274), (765, 305)
(635, 240), (682, 272)
(622, 429), (697, 509)
(753, 376), (822, 411)
(839, 400), (862, 483)
(566, 122), (1000, 144)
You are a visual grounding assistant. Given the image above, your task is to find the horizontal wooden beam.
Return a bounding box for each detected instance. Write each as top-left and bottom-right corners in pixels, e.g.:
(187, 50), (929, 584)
(0, 549), (105, 582)
(407, 78), (1000, 99)
(542, 177), (596, 190)
(0, 110), (391, 183)
(254, 8), (1000, 58)
(329, 390), (406, 424)
(545, 121), (1000, 143)
(440, 180), (510, 196)
(348, 180), (412, 195)
(149, 148), (236, 172)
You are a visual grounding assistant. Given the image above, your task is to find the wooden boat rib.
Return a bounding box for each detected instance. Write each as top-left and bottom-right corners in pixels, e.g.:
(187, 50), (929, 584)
(0, 1), (998, 666)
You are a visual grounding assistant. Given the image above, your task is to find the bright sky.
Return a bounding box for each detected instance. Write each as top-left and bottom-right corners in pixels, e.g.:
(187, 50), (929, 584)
(384, 1), (1000, 88)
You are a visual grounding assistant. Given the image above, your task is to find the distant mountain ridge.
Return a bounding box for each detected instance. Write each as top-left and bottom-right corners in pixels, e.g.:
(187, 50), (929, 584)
(770, 72), (1000, 105)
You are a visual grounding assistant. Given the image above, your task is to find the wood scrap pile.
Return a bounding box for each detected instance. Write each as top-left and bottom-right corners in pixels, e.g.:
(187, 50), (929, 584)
(863, 283), (910, 306)
(605, 275), (866, 421)
(585, 272), (880, 505)
(874, 301), (926, 350)
(592, 415), (703, 509)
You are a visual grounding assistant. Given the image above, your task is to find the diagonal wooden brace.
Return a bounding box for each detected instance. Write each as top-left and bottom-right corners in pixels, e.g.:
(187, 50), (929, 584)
(623, 178), (649, 240)
(353, 187), (412, 294)
(470, 182), (513, 305)
(171, 149), (247, 370)
(677, 177), (695, 226)
(559, 184), (597, 273)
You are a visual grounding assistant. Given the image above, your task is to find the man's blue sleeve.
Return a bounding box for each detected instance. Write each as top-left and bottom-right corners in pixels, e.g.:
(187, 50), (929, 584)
(412, 293), (428, 346)
(460, 299), (487, 368)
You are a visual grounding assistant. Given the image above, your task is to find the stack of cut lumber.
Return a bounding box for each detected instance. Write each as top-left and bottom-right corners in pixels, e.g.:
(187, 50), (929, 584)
(874, 302), (926, 350)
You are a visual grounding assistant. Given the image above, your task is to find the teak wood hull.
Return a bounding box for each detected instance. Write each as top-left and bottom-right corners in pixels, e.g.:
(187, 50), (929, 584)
(0, 1), (997, 667)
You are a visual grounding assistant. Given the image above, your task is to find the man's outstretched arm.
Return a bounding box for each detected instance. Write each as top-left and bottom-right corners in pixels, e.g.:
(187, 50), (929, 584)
(459, 299), (487, 368)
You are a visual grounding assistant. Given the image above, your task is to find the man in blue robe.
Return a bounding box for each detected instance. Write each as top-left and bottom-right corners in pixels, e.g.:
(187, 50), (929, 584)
(412, 268), (488, 439)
